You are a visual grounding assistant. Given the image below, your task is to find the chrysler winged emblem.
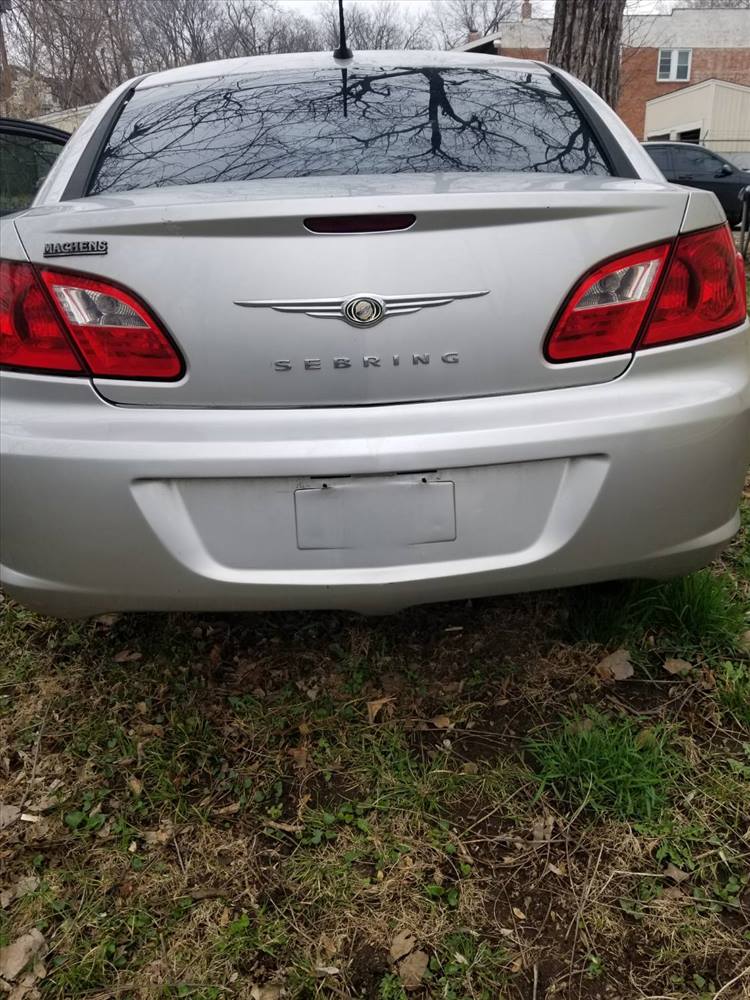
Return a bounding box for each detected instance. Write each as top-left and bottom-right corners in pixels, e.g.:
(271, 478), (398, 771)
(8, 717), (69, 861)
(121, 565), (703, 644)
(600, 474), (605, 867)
(234, 290), (489, 328)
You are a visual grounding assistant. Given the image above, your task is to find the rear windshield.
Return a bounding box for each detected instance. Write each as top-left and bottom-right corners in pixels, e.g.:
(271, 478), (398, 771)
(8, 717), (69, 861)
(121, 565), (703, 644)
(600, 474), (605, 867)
(90, 65), (610, 194)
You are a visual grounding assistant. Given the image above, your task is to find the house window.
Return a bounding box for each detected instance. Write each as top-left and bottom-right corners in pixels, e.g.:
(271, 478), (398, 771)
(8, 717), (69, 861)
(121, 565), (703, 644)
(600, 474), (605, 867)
(657, 49), (692, 82)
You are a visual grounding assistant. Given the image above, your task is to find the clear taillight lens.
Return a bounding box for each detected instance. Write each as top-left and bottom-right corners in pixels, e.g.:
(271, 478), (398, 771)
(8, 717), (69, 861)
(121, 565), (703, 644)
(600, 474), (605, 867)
(40, 269), (183, 379)
(545, 244), (670, 362)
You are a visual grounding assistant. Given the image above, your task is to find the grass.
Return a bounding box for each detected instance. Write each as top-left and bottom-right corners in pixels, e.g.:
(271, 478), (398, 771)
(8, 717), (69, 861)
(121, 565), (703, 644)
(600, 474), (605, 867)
(567, 569), (747, 659)
(526, 710), (679, 821)
(1, 472), (748, 999)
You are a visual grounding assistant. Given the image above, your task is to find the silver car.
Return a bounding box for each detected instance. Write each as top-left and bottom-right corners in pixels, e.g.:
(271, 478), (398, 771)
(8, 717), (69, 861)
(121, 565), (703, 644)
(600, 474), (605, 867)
(1, 51), (749, 617)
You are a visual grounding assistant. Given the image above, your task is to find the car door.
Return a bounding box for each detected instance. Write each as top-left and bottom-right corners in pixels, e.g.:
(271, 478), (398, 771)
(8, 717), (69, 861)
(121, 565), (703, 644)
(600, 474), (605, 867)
(0, 119), (68, 218)
(644, 144), (674, 178)
(670, 144), (743, 224)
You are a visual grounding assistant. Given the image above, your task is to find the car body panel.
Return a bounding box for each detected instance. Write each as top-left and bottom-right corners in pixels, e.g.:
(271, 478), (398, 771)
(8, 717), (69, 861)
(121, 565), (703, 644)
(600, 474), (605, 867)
(2, 325), (748, 616)
(1, 51), (748, 616)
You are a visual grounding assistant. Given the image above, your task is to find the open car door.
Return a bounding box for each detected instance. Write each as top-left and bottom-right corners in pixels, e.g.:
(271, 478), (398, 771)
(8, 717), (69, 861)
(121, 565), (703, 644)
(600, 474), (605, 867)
(0, 118), (68, 217)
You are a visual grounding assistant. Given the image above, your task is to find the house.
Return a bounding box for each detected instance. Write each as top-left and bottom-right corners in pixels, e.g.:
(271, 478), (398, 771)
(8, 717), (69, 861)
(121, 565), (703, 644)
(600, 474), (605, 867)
(644, 79), (750, 167)
(32, 104), (96, 134)
(461, 3), (750, 142)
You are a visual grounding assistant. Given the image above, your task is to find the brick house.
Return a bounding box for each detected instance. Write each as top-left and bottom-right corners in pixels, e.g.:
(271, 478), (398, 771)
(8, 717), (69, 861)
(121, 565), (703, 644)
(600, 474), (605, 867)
(461, 3), (750, 140)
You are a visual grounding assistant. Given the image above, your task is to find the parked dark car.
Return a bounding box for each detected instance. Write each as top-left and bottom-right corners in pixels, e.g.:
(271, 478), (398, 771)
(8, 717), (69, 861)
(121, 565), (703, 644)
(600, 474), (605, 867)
(0, 118), (68, 217)
(643, 141), (750, 228)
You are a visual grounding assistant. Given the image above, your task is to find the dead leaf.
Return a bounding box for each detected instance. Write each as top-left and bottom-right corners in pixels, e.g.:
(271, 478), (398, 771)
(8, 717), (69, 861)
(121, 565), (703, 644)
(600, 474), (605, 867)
(662, 885), (685, 900)
(128, 777), (143, 797)
(367, 696), (393, 725)
(398, 949), (429, 990)
(287, 746), (308, 769)
(544, 862), (565, 877)
(0, 876), (39, 910)
(531, 815), (554, 846)
(215, 802), (241, 816)
(461, 761), (479, 775)
(663, 658), (692, 676)
(143, 827), (173, 846)
(113, 649), (142, 663)
(0, 928), (47, 981)
(0, 803), (20, 830)
(139, 723), (165, 738)
(430, 714), (453, 730)
(740, 629), (750, 653)
(187, 887), (227, 900)
(315, 966), (340, 977)
(390, 929), (417, 962)
(663, 862), (690, 884)
(595, 648), (634, 681)
(699, 668), (716, 691)
(512, 906), (526, 921)
(250, 987), (281, 1000)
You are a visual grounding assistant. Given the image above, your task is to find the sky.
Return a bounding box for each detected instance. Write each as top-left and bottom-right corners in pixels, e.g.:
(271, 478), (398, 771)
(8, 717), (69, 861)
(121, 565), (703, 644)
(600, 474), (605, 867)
(277, 1), (678, 13)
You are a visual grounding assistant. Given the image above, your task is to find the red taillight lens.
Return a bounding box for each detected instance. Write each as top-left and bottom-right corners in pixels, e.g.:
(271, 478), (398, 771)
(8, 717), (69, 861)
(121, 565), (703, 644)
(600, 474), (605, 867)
(641, 225), (746, 348)
(40, 269), (183, 379)
(545, 244), (670, 362)
(546, 224), (746, 363)
(0, 260), (83, 373)
(0, 259), (183, 379)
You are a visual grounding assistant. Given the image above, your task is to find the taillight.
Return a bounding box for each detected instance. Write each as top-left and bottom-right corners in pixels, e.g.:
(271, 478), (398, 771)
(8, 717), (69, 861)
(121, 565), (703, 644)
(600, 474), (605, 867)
(0, 260), (183, 379)
(0, 261), (83, 373)
(545, 224), (746, 363)
(545, 244), (670, 362)
(640, 225), (746, 348)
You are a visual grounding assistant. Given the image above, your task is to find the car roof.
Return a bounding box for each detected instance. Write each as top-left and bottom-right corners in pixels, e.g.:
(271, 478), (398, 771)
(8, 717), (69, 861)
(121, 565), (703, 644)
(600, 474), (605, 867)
(643, 140), (720, 148)
(136, 49), (547, 91)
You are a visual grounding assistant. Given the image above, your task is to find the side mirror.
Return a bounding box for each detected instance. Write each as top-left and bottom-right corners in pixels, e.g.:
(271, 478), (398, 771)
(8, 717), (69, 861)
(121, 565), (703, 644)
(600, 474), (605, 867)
(716, 163), (733, 177)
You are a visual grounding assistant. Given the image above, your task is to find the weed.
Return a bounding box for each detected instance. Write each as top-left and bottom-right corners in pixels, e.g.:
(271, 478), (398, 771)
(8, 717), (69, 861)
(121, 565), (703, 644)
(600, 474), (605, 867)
(378, 973), (408, 999)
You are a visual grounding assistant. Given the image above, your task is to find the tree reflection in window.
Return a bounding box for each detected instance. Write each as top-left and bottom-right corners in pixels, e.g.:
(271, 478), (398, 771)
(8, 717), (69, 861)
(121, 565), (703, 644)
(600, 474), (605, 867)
(90, 66), (610, 194)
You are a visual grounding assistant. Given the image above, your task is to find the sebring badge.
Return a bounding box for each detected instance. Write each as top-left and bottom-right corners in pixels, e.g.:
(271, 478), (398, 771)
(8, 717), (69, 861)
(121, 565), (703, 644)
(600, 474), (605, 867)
(234, 289), (489, 327)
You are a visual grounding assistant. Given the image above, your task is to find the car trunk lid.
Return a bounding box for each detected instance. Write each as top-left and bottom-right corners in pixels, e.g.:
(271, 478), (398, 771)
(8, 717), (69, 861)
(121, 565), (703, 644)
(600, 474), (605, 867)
(15, 174), (688, 407)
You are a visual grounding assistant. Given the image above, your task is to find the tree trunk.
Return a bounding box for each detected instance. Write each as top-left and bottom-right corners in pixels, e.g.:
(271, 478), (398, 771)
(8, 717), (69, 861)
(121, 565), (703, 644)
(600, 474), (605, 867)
(547, 0), (626, 109)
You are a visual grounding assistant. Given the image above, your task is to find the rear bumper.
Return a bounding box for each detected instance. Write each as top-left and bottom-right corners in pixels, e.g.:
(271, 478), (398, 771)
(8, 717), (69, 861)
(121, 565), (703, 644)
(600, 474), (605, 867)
(2, 327), (749, 616)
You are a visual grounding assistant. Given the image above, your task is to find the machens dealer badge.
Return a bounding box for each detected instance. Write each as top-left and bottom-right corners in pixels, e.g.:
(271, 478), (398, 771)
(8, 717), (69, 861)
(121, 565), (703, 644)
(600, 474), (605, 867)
(43, 240), (108, 258)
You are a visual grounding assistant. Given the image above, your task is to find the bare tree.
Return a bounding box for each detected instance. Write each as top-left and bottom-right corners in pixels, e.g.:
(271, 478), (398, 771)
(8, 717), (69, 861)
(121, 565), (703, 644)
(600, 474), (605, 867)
(3, 0), (442, 115)
(548, 0), (626, 108)
(0, 0), (13, 113)
(429, 0), (519, 49)
(221, 0), (321, 57)
(91, 64), (608, 194)
(315, 0), (430, 50)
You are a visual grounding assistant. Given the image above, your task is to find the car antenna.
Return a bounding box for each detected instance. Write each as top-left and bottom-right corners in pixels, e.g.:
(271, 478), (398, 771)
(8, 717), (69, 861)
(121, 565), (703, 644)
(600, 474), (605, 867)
(333, 0), (353, 61)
